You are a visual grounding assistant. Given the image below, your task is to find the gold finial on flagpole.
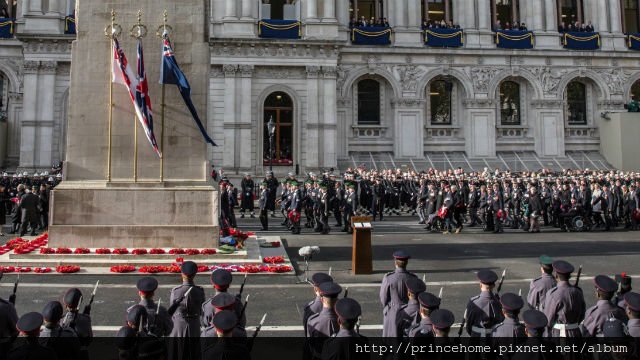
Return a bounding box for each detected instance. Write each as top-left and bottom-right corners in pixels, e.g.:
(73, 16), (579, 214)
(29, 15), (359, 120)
(156, 9), (173, 38)
(130, 9), (148, 39)
(104, 9), (122, 38)
(105, 9), (120, 182)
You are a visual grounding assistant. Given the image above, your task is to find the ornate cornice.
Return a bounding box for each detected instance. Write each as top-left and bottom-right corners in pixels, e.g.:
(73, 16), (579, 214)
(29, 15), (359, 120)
(210, 41), (341, 60)
(306, 66), (320, 78)
(22, 39), (72, 54)
(222, 64), (238, 77)
(39, 61), (57, 74)
(531, 99), (564, 109)
(254, 66), (306, 79)
(238, 65), (254, 77)
(462, 98), (496, 108)
(390, 98), (426, 108)
(23, 60), (39, 74)
(322, 66), (337, 79)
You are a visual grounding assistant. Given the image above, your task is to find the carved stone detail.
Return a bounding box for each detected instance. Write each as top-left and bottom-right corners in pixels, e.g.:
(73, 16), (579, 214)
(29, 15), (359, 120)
(39, 61), (57, 74)
(210, 66), (224, 78)
(469, 67), (501, 92)
(23, 60), (39, 74)
(322, 66), (338, 79)
(528, 67), (569, 94)
(596, 68), (631, 95)
(222, 64), (238, 76)
(531, 99), (564, 109)
(387, 64), (428, 92)
(238, 65), (254, 77)
(462, 98), (496, 108)
(390, 98), (426, 108)
(254, 67), (306, 79)
(306, 66), (321, 78)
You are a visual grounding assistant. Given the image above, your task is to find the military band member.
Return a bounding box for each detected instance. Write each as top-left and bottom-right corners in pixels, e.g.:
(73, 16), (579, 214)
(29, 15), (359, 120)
(258, 182), (269, 231)
(40, 301), (82, 360)
(7, 312), (58, 360)
(202, 269), (246, 329)
(527, 255), (557, 310)
(395, 277), (426, 340)
(623, 292), (640, 337)
(320, 298), (369, 360)
(380, 250), (416, 337)
(61, 288), (93, 347)
(129, 277), (173, 337)
(201, 311), (251, 360)
(542, 260), (585, 338)
(407, 292), (441, 338)
(303, 272), (334, 337)
(169, 261), (206, 360)
(240, 173), (255, 219)
(580, 275), (628, 337)
(465, 269), (504, 338)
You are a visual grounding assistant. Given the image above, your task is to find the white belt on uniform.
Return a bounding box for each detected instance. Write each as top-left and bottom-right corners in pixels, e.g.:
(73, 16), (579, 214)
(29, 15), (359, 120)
(552, 323), (580, 337)
(471, 326), (495, 337)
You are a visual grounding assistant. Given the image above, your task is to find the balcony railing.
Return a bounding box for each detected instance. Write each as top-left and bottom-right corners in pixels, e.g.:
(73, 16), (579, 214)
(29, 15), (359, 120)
(0, 18), (15, 39)
(351, 26), (392, 45)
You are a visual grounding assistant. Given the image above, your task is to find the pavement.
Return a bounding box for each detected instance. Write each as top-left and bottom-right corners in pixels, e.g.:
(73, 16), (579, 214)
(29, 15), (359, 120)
(1, 214), (639, 337)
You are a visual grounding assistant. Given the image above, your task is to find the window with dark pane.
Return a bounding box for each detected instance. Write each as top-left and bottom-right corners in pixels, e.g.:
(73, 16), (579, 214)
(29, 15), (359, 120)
(357, 79), (381, 125)
(566, 81), (587, 125)
(430, 80), (452, 125)
(500, 81), (521, 125)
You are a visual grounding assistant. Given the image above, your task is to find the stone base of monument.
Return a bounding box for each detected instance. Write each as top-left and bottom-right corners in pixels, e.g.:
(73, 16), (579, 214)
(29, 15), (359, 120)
(48, 181), (219, 249)
(0, 235), (293, 275)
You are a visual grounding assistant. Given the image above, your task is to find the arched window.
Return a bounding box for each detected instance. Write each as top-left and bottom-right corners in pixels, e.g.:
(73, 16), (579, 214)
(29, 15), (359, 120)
(422, 0), (451, 25)
(350, 0), (384, 24)
(557, 0), (583, 28)
(430, 80), (452, 125)
(623, 0), (640, 34)
(357, 79), (380, 125)
(631, 79), (640, 100)
(500, 81), (520, 125)
(566, 81), (587, 125)
(491, 0), (519, 29)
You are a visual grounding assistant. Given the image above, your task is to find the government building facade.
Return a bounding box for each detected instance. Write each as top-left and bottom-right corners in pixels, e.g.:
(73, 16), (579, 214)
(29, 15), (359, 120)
(2, 0), (640, 174)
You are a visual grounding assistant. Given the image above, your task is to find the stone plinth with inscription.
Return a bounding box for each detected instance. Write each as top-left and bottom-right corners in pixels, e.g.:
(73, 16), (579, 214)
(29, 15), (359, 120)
(48, 0), (218, 248)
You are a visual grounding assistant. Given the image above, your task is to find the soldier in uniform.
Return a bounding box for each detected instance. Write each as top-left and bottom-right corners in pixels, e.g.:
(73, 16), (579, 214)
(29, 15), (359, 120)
(492, 292), (526, 353)
(289, 181), (302, 234)
(407, 292), (441, 338)
(512, 310), (559, 360)
(240, 173), (255, 219)
(380, 250), (416, 337)
(320, 298), (369, 360)
(614, 274), (632, 308)
(623, 292), (640, 337)
(264, 171), (279, 217)
(306, 282), (341, 360)
(581, 275), (628, 337)
(128, 277), (173, 337)
(7, 312), (58, 360)
(303, 272), (334, 337)
(39, 301), (82, 360)
(542, 260), (586, 338)
(318, 184), (331, 234)
(0, 272), (18, 360)
(125, 305), (167, 360)
(465, 269), (504, 338)
(394, 277), (426, 340)
(202, 269), (245, 329)
(168, 261), (206, 360)
(201, 293), (247, 339)
(60, 288), (93, 348)
(258, 182), (269, 231)
(526, 255), (557, 310)
(413, 309), (459, 360)
(201, 311), (251, 360)
(333, 181), (344, 229)
(342, 184), (357, 233)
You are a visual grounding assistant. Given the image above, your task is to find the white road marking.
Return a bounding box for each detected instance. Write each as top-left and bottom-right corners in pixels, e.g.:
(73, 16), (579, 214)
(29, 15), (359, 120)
(93, 324), (466, 332)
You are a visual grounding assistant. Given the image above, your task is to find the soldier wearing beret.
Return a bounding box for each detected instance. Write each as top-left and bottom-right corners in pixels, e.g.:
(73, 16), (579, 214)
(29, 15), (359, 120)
(623, 292), (640, 337)
(318, 184), (330, 234)
(465, 269), (504, 337)
(201, 269), (246, 330)
(380, 250), (416, 337)
(527, 255), (557, 310)
(395, 277), (426, 340)
(288, 181), (302, 234)
(128, 277), (173, 337)
(169, 261), (206, 360)
(305, 282), (341, 360)
(407, 292), (441, 338)
(39, 301), (82, 360)
(303, 273), (334, 337)
(320, 298), (369, 360)
(0, 272), (18, 360)
(542, 260), (585, 337)
(201, 311), (251, 360)
(581, 275), (628, 337)
(60, 288), (93, 348)
(7, 312), (58, 360)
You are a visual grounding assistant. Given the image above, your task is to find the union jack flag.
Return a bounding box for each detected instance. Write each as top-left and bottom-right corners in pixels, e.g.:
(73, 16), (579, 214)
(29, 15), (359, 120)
(112, 38), (162, 158)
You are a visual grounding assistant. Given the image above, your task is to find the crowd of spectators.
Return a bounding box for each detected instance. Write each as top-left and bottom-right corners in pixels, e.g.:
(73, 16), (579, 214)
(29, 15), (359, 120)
(558, 21), (595, 33)
(349, 16), (390, 28)
(493, 20), (528, 31)
(421, 19), (461, 30)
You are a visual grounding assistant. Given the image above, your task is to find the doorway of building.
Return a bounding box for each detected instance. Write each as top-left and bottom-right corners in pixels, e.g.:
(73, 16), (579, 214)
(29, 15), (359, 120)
(263, 92), (294, 166)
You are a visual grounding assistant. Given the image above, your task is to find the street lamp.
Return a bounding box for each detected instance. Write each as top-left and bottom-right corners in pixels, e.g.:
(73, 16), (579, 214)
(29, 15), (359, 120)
(267, 116), (276, 172)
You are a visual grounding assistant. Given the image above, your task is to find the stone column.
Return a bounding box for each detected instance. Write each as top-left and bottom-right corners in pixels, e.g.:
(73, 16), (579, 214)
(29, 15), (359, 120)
(48, 0), (61, 14)
(323, 0), (336, 21)
(477, 0), (491, 30)
(238, 65), (253, 169)
(463, 99), (496, 158)
(212, 0), (225, 21)
(466, 0), (475, 29)
(455, 0), (467, 28)
(241, 0), (253, 19)
(19, 61), (39, 169)
(597, 0), (609, 32)
(36, 61), (56, 167)
(532, 0), (543, 30)
(305, 66), (320, 169)
(544, 0), (557, 31)
(321, 67), (338, 168)
(337, 0), (349, 26)
(307, 0), (318, 20)
(29, 0), (43, 13)
(222, 65), (237, 169)
(224, 0), (237, 19)
(66, 0), (76, 15)
(608, 0), (621, 33)
(407, 0), (420, 28)
(394, 0), (405, 28)
(392, 98), (424, 158)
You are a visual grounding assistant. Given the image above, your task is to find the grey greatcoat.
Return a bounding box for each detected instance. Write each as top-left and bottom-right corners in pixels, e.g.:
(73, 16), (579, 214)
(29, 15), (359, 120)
(580, 299), (627, 337)
(380, 268), (416, 337)
(169, 281), (206, 360)
(465, 291), (504, 337)
(542, 281), (586, 337)
(527, 273), (557, 310)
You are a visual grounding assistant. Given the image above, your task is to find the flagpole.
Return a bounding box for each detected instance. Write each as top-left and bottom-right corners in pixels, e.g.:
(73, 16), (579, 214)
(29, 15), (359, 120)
(131, 10), (147, 183)
(105, 10), (119, 182)
(158, 10), (169, 182)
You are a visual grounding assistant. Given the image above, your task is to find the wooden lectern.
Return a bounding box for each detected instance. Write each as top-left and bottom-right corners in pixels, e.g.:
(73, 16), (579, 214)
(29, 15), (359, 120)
(351, 216), (373, 274)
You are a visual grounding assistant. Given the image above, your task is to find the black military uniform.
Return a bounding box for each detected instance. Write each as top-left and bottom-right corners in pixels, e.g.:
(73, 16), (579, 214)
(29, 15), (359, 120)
(240, 174), (255, 218)
(303, 273), (334, 337)
(258, 182), (269, 230)
(39, 301), (82, 360)
(342, 184), (357, 233)
(7, 312), (59, 360)
(320, 298), (369, 360)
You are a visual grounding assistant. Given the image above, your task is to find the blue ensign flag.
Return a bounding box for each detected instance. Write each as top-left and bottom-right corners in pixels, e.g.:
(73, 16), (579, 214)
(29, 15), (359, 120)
(160, 35), (216, 146)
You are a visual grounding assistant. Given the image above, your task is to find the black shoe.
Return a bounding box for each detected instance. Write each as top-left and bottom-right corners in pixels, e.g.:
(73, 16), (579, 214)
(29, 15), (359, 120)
(240, 214), (245, 219)
(261, 227), (268, 231)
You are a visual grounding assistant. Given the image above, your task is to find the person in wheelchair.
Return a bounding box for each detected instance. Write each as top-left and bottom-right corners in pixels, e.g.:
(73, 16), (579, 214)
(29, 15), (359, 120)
(559, 197), (585, 232)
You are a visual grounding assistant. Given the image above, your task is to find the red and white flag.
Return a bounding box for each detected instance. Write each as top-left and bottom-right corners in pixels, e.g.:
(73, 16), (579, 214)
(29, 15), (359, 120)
(112, 38), (161, 158)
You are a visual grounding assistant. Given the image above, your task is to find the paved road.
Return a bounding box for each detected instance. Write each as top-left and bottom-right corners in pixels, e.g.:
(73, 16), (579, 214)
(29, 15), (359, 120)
(1, 215), (639, 337)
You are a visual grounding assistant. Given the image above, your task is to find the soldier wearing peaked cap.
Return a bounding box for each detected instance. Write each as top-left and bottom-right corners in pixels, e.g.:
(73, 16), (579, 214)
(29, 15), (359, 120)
(580, 275), (628, 337)
(320, 298), (370, 360)
(122, 305), (167, 360)
(168, 261), (206, 360)
(542, 260), (585, 338)
(614, 273), (633, 309)
(305, 282), (341, 360)
(7, 312), (58, 360)
(465, 269), (504, 338)
(60, 288), (93, 348)
(623, 292), (640, 337)
(527, 255), (557, 310)
(303, 273), (334, 337)
(201, 269), (246, 330)
(492, 293), (526, 358)
(39, 301), (82, 360)
(201, 293), (247, 338)
(395, 277), (426, 340)
(201, 311), (251, 360)
(511, 310), (560, 360)
(0, 272), (18, 360)
(380, 250), (416, 337)
(407, 292), (441, 338)
(413, 309), (462, 360)
(258, 181), (269, 230)
(128, 277), (173, 337)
